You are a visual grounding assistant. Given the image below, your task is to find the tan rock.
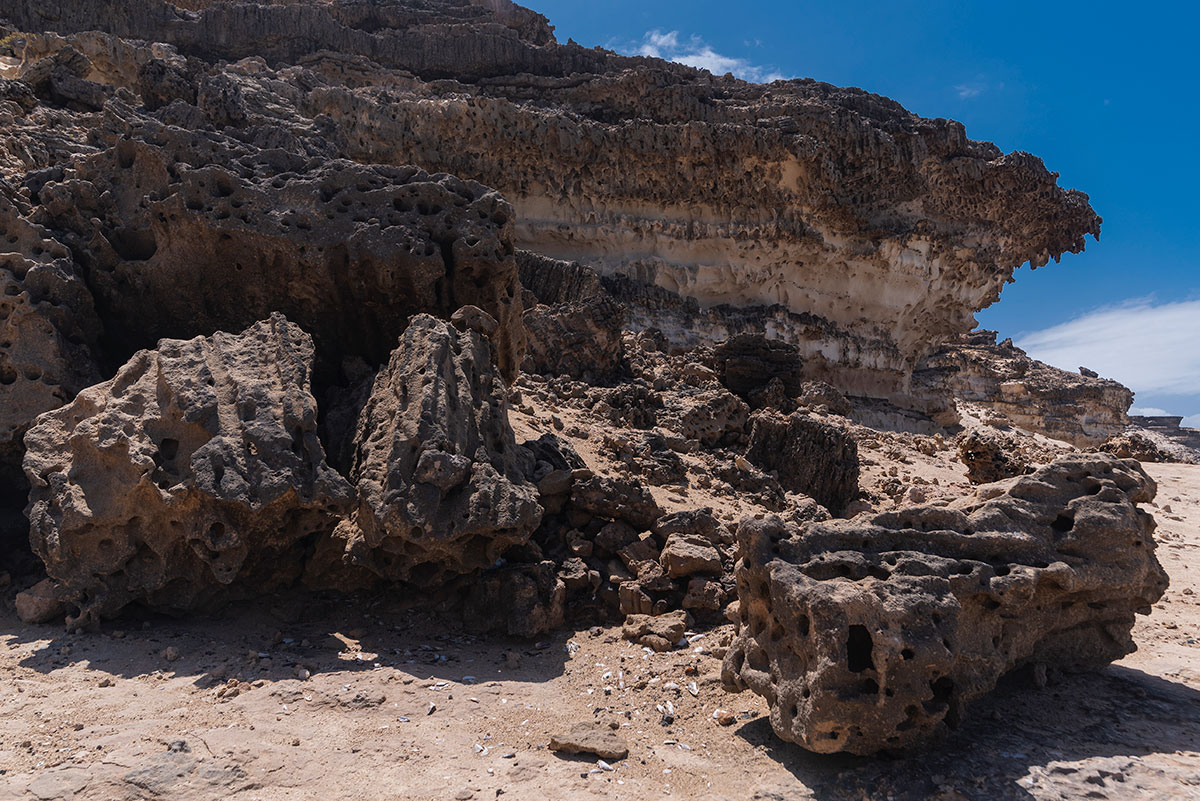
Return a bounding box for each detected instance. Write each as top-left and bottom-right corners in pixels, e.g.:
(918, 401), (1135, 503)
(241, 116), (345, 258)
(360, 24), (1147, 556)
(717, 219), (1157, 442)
(659, 533), (721, 578)
(548, 722), (629, 760)
(14, 578), (67, 624)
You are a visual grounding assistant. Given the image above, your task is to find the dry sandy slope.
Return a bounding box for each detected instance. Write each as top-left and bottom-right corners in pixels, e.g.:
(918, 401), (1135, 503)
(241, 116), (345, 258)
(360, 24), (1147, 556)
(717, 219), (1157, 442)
(0, 463), (1197, 801)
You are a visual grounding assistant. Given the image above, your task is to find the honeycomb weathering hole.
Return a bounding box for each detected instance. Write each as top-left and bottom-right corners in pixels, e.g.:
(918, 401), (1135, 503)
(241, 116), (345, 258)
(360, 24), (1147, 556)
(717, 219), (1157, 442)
(847, 625), (874, 673)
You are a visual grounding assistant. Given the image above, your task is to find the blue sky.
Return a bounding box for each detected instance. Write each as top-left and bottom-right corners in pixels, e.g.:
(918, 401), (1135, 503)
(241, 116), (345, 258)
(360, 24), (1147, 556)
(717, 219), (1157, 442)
(535, 0), (1200, 426)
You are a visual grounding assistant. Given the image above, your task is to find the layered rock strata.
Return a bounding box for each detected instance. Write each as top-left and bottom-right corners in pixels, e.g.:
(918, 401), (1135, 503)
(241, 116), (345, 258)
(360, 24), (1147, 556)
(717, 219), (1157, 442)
(22, 315), (354, 626)
(2, 0), (1101, 410)
(722, 454), (1168, 754)
(915, 331), (1132, 445)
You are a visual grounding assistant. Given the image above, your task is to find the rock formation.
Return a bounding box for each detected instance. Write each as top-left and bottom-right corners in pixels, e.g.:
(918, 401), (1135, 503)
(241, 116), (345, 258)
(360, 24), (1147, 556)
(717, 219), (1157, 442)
(327, 313), (541, 587)
(1, 0), (1101, 416)
(0, 184), (103, 554)
(956, 428), (1032, 484)
(31, 131), (526, 382)
(916, 331), (1132, 445)
(722, 454), (1168, 754)
(0, 3), (1167, 765)
(23, 315), (354, 626)
(743, 412), (860, 514)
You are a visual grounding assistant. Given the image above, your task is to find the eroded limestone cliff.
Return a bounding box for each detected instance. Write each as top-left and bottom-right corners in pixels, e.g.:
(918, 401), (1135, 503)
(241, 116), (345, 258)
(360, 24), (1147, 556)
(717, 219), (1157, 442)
(1, 0), (1100, 412)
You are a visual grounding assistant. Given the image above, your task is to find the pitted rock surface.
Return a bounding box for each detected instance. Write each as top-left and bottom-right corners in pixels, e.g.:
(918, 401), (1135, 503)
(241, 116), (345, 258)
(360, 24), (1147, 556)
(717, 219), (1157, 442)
(22, 315), (353, 626)
(2, 0), (1101, 416)
(329, 314), (541, 586)
(0, 185), (103, 538)
(31, 130), (525, 382)
(957, 428), (1033, 484)
(743, 412), (860, 514)
(721, 454), (1169, 755)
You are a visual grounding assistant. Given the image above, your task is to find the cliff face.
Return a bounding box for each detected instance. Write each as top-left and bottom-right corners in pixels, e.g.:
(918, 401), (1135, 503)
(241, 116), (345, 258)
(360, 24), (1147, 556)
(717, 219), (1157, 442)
(1, 0), (1100, 409)
(915, 331), (1133, 446)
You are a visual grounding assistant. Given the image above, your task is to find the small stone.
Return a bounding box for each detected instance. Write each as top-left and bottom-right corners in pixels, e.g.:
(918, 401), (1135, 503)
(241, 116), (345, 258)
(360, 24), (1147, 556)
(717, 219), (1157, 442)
(98, 677), (113, 688)
(161, 646), (181, 663)
(14, 579), (67, 624)
(548, 722), (629, 760)
(453, 787), (475, 800)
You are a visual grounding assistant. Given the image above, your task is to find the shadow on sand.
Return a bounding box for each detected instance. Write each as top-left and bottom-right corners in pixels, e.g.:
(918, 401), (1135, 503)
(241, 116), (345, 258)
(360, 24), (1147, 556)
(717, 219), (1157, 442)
(732, 663), (1200, 800)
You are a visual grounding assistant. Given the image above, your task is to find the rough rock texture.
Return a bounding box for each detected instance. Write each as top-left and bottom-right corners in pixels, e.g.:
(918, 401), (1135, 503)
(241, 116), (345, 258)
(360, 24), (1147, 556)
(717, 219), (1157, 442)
(329, 314), (541, 586)
(714, 335), (805, 400)
(957, 428), (1032, 484)
(22, 315), (354, 626)
(2, 0), (1101, 413)
(548, 722), (629, 761)
(916, 331), (1132, 445)
(34, 131), (526, 382)
(522, 293), (626, 383)
(722, 454), (1169, 755)
(1123, 416), (1200, 464)
(1095, 433), (1173, 464)
(458, 560), (565, 638)
(743, 412), (860, 514)
(0, 184), (103, 550)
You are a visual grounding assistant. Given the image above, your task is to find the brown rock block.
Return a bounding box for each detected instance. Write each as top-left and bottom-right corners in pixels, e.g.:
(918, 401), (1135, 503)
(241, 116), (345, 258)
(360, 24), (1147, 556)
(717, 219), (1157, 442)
(23, 315), (354, 626)
(721, 454), (1169, 755)
(548, 722), (629, 761)
(328, 315), (541, 586)
(659, 533), (721, 578)
(743, 412), (860, 514)
(623, 609), (690, 652)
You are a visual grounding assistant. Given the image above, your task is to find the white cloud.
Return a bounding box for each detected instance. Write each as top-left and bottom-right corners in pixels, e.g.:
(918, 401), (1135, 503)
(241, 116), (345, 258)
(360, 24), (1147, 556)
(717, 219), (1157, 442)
(1017, 298), (1200, 397)
(631, 29), (787, 83)
(955, 83), (984, 99)
(1183, 414), (1200, 428)
(1130, 406), (1171, 416)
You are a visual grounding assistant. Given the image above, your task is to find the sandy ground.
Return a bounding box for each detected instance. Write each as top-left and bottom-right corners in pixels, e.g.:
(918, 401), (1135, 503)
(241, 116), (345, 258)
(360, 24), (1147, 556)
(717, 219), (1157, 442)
(0, 461), (1197, 801)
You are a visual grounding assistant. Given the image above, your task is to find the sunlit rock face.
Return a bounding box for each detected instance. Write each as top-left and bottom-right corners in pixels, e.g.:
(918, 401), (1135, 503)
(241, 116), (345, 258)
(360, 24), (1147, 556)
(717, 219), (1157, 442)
(2, 0), (1100, 410)
(915, 331), (1134, 445)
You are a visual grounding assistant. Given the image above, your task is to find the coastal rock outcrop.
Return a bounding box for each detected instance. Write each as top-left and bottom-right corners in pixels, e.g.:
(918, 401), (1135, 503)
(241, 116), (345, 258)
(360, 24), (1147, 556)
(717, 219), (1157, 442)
(22, 315), (354, 626)
(916, 331), (1132, 445)
(956, 428), (1032, 484)
(1, 0), (1101, 414)
(721, 454), (1168, 754)
(327, 314), (541, 586)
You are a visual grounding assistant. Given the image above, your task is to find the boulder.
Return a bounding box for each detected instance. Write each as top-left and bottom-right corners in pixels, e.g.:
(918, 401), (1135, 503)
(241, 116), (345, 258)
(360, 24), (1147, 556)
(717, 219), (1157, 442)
(549, 723), (629, 761)
(743, 412), (859, 514)
(957, 428), (1032, 484)
(570, 474), (663, 531)
(1096, 432), (1174, 463)
(659, 533), (722, 578)
(622, 609), (690, 652)
(15, 578), (68, 624)
(713, 335), (804, 399)
(522, 293), (626, 382)
(23, 315), (354, 626)
(459, 561), (565, 638)
(328, 314), (541, 586)
(721, 455), (1169, 754)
